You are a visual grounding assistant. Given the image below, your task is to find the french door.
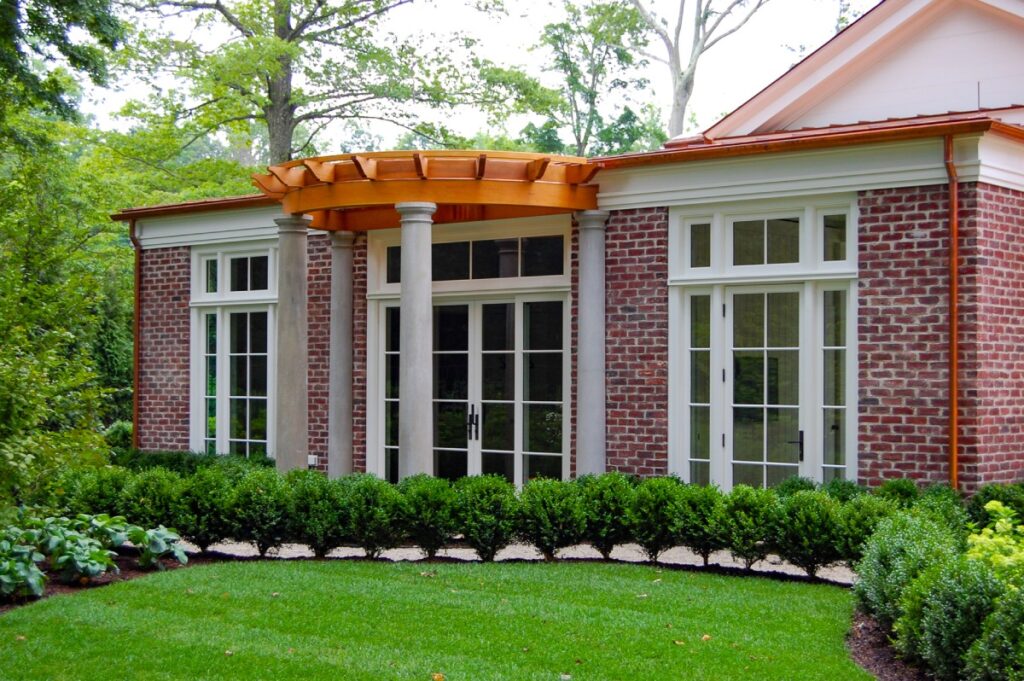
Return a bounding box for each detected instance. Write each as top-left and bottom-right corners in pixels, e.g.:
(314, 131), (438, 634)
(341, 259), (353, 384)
(381, 295), (568, 485)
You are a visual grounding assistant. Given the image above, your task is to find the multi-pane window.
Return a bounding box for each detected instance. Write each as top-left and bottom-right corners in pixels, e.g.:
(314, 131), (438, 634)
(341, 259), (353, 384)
(688, 295), (712, 484)
(733, 217), (800, 266)
(203, 313), (217, 453)
(228, 311), (269, 457)
(386, 235), (564, 283)
(822, 289), (847, 482)
(229, 255), (269, 291)
(522, 301), (564, 481)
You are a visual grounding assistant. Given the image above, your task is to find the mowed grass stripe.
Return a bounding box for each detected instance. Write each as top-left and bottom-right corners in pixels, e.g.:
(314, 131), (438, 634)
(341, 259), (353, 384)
(0, 561), (870, 681)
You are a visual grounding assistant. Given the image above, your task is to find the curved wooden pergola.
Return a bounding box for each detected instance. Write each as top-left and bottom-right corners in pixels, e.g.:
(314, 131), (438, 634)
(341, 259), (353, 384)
(252, 150), (601, 231)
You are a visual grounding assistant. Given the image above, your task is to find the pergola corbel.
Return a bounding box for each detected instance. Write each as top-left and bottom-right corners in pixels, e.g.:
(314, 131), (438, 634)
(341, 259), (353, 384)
(251, 150), (608, 480)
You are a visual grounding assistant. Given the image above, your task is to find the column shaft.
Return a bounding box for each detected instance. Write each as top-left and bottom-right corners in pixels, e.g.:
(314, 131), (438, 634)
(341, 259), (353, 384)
(328, 231), (355, 477)
(397, 202), (436, 479)
(576, 210), (610, 476)
(274, 216), (310, 473)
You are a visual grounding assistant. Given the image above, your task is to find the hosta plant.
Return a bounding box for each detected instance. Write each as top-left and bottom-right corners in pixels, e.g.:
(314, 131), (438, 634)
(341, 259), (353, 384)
(127, 525), (188, 570)
(0, 538), (45, 599)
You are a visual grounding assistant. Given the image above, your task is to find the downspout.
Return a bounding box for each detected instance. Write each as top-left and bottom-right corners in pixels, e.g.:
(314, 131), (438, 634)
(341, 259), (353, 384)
(944, 136), (959, 490)
(128, 220), (142, 451)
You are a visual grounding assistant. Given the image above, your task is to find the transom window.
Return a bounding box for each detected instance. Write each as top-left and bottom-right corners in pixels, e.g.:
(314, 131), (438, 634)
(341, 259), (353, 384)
(386, 235), (564, 283)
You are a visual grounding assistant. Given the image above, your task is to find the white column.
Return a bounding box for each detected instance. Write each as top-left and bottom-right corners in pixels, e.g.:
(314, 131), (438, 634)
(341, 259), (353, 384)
(274, 215), (310, 473)
(328, 231), (355, 478)
(396, 202), (436, 479)
(576, 210), (610, 476)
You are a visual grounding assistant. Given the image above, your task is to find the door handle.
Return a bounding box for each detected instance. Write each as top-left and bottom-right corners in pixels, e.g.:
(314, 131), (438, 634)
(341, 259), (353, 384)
(787, 430), (805, 462)
(466, 404), (480, 441)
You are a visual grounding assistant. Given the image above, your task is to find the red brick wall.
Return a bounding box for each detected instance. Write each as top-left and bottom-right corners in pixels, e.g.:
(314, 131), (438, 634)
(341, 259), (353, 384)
(969, 183), (1024, 486)
(352, 235), (368, 473)
(307, 233), (331, 468)
(136, 247), (191, 451)
(604, 207), (670, 476)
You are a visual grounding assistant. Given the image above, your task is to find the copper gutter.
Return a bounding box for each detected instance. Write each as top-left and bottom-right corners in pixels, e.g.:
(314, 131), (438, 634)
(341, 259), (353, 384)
(128, 219), (141, 450)
(944, 136), (959, 490)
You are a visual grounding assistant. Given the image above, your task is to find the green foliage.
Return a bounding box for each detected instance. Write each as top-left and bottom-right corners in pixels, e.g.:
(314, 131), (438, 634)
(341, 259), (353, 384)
(516, 478), (586, 561)
(967, 500), (1024, 584)
(720, 485), (780, 569)
(965, 586), (1024, 681)
(838, 493), (897, 564)
(913, 485), (969, 542)
(59, 465), (132, 516)
(854, 513), (961, 628)
(11, 515), (115, 584)
(118, 467), (183, 528)
(875, 478), (920, 507)
(968, 483), (1024, 527)
(0, 536), (45, 599)
(286, 470), (347, 559)
(774, 491), (843, 578)
(454, 475), (518, 562)
(773, 476), (818, 498)
(676, 484), (726, 566)
(397, 474), (456, 559)
(103, 420), (132, 450)
(229, 467), (290, 557)
(821, 477), (865, 503)
(176, 466), (234, 553)
(578, 472), (635, 559)
(340, 474), (407, 559)
(899, 556), (1003, 680)
(627, 477), (684, 562)
(109, 449), (272, 475)
(126, 525), (188, 570)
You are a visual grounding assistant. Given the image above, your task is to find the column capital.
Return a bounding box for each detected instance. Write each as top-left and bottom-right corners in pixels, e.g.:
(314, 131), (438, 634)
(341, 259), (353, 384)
(330, 230), (356, 249)
(395, 201), (437, 218)
(275, 215), (311, 234)
(575, 210), (610, 230)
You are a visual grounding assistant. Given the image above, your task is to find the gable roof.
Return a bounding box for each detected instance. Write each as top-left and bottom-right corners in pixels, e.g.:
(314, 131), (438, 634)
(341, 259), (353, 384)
(701, 0), (1024, 139)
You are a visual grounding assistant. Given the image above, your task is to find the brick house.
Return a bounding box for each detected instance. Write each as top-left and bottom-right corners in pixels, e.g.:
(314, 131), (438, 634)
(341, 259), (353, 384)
(115, 0), (1024, 492)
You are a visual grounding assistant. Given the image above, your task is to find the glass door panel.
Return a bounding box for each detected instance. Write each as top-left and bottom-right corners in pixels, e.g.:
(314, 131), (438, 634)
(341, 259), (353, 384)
(730, 290), (801, 488)
(433, 305), (470, 480)
(480, 302), (515, 480)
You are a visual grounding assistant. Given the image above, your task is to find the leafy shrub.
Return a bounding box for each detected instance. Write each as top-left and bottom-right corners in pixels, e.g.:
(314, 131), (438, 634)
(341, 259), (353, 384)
(119, 467), (184, 528)
(628, 477), (684, 562)
(914, 486), (969, 542)
(964, 586), (1024, 681)
(517, 478), (586, 561)
(109, 449), (274, 475)
(967, 500), (1024, 584)
(838, 493), (897, 565)
(0, 537), (45, 599)
(822, 477), (865, 503)
(894, 557), (948, 664)
(876, 478), (920, 507)
(126, 525), (188, 570)
(103, 420), (133, 450)
(454, 475), (518, 562)
(968, 483), (1024, 527)
(578, 472), (635, 559)
(13, 517), (116, 585)
(774, 490), (843, 577)
(774, 476), (817, 498)
(71, 513), (130, 550)
(720, 485), (780, 569)
(62, 465), (132, 516)
(397, 474), (456, 559)
(676, 484), (726, 566)
(854, 513), (961, 628)
(230, 467), (291, 557)
(901, 556), (1004, 680)
(177, 466), (234, 552)
(287, 470), (348, 558)
(341, 474), (407, 559)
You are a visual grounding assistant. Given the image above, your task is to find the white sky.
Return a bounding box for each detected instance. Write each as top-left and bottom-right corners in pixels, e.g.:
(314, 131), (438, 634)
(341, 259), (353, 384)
(82, 0), (881, 149)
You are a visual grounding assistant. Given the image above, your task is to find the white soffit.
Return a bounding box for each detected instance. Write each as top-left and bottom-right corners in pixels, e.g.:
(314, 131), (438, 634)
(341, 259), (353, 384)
(134, 205), (288, 249)
(703, 0), (1024, 138)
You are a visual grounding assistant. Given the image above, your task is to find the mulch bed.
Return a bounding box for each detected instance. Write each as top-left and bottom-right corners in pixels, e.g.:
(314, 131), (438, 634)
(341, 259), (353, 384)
(3, 550), (926, 680)
(847, 610), (927, 681)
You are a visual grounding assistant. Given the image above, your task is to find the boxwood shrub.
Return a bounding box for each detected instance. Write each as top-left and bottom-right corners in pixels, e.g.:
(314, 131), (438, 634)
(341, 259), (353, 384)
(967, 482), (1024, 527)
(774, 490), (843, 578)
(821, 477), (864, 503)
(854, 512), (961, 628)
(676, 484), (726, 567)
(628, 477), (685, 562)
(176, 465), (234, 552)
(61, 466), (132, 517)
(838, 493), (896, 565)
(773, 476), (817, 498)
(720, 485), (780, 570)
(517, 478), (586, 561)
(341, 474), (407, 559)
(578, 472), (635, 559)
(964, 586), (1024, 681)
(230, 467), (291, 557)
(119, 467), (184, 529)
(876, 477), (920, 508)
(454, 475), (518, 562)
(398, 474), (456, 559)
(287, 469), (348, 558)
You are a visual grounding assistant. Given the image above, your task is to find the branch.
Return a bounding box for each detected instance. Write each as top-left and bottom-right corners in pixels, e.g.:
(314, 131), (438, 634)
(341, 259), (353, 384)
(703, 0), (770, 52)
(124, 0), (254, 37)
(629, 0), (675, 54)
(291, 95), (382, 123)
(292, 0), (414, 41)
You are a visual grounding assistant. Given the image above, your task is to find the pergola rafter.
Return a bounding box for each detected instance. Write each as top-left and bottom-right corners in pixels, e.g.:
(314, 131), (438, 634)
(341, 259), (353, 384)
(251, 150), (601, 230)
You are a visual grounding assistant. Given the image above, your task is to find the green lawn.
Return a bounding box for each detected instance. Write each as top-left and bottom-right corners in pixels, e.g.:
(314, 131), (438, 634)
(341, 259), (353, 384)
(0, 560), (869, 680)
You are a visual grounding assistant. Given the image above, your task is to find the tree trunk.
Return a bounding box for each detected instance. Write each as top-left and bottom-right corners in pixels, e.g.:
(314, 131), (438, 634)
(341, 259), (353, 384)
(266, 0), (296, 164)
(668, 68), (695, 138)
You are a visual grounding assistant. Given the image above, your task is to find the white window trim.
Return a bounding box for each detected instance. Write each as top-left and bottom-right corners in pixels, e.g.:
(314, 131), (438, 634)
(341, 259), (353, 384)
(188, 242), (278, 457)
(668, 196), (858, 488)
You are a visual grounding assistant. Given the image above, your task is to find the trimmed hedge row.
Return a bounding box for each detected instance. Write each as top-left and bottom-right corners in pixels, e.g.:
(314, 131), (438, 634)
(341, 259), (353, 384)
(45, 465), (935, 576)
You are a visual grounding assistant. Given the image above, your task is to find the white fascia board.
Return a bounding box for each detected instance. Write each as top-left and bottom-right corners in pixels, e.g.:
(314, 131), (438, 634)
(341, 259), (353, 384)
(135, 205), (288, 249)
(974, 133), (1024, 193)
(596, 138), (964, 211)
